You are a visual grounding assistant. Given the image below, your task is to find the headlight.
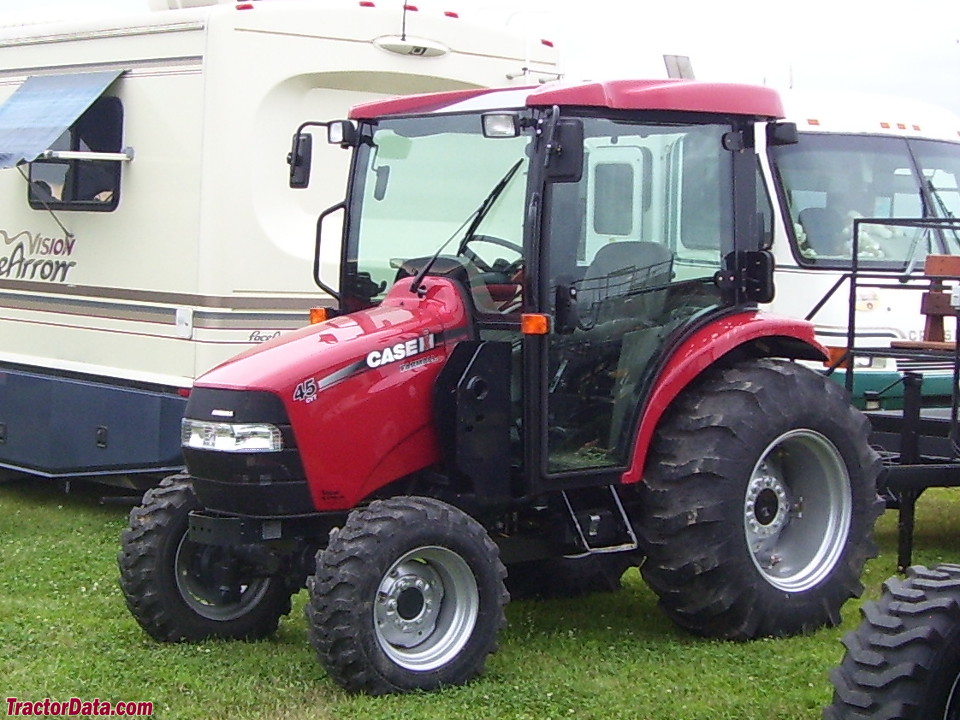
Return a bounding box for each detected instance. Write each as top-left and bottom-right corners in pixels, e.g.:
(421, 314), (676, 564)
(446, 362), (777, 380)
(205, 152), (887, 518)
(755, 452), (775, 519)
(181, 419), (283, 452)
(853, 355), (887, 370)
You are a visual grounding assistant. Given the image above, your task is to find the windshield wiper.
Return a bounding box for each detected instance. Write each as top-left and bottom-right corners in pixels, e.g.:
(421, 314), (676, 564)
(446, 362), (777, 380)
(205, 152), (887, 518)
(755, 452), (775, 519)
(927, 178), (960, 251)
(928, 178), (956, 219)
(902, 226), (930, 278)
(410, 159), (523, 295)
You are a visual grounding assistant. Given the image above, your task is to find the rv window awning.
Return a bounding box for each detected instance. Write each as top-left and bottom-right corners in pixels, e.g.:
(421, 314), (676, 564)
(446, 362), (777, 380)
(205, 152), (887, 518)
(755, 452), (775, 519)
(0, 70), (123, 169)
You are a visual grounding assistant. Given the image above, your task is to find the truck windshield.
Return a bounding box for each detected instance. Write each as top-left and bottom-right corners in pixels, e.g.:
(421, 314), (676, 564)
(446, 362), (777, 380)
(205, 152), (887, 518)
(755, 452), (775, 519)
(342, 112), (532, 308)
(769, 134), (960, 270)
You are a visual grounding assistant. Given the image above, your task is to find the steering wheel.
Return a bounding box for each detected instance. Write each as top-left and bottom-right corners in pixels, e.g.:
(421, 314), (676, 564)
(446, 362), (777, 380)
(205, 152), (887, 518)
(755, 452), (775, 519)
(460, 234), (523, 274)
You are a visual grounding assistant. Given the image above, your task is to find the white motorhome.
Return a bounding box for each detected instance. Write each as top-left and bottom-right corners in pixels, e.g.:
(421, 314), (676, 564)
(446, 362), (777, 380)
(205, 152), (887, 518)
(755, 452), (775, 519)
(0, 0), (558, 486)
(764, 90), (960, 403)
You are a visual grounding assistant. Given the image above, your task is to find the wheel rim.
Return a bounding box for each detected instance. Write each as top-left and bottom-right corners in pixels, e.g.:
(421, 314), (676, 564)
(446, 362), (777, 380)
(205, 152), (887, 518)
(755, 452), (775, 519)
(374, 546), (479, 672)
(744, 429), (851, 592)
(174, 535), (272, 621)
(945, 670), (960, 720)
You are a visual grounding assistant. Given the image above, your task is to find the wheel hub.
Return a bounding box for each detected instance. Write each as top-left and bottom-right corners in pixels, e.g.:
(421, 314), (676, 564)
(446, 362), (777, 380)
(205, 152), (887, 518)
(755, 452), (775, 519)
(743, 429), (852, 592)
(370, 545), (481, 673)
(745, 464), (791, 537)
(375, 560), (444, 648)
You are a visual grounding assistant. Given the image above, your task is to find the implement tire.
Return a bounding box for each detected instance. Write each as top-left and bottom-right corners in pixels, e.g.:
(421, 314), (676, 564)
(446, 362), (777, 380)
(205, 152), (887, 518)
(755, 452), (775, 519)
(306, 496), (508, 694)
(825, 564), (960, 720)
(638, 358), (882, 639)
(119, 475), (293, 642)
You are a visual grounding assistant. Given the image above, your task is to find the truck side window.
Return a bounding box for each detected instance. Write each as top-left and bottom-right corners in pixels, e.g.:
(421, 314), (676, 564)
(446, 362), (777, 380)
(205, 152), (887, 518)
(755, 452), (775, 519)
(27, 96), (123, 212)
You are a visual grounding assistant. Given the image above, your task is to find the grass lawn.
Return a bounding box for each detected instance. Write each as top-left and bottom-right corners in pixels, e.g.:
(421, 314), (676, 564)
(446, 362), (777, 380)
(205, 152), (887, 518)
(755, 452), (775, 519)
(2, 478), (960, 720)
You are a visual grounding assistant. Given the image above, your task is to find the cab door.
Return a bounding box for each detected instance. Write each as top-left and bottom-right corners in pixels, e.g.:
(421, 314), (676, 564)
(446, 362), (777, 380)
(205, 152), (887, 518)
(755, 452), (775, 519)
(533, 118), (741, 488)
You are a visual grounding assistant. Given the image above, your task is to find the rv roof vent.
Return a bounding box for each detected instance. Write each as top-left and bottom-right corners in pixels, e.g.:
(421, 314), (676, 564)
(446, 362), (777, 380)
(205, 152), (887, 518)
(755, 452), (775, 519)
(148, 0), (228, 10)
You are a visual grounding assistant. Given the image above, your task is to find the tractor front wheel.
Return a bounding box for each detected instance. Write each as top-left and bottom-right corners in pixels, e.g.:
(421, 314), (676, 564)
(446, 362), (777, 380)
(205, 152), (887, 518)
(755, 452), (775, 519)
(638, 358), (882, 639)
(306, 496), (508, 694)
(119, 475), (293, 641)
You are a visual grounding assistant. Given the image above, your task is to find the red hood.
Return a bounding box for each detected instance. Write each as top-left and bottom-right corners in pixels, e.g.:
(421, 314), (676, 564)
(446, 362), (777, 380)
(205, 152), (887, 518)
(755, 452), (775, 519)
(196, 277), (471, 392)
(193, 276), (474, 511)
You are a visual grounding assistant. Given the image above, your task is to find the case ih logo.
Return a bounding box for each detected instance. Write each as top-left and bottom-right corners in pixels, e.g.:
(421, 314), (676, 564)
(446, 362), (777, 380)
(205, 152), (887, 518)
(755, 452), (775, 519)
(366, 334), (436, 369)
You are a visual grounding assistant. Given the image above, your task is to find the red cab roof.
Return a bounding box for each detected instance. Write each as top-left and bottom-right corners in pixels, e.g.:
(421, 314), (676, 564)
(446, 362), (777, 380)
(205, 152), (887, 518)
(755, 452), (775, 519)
(349, 79), (785, 121)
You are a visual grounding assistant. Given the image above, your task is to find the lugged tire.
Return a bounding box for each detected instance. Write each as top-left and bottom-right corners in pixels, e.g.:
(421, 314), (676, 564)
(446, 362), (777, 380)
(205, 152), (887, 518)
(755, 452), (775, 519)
(506, 553), (639, 600)
(306, 496), (508, 694)
(118, 474), (293, 642)
(638, 358), (882, 639)
(825, 564), (960, 720)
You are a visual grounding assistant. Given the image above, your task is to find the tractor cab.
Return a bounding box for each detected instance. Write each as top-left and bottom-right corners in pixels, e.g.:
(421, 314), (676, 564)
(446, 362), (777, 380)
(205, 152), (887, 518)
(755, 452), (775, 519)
(305, 81), (789, 498)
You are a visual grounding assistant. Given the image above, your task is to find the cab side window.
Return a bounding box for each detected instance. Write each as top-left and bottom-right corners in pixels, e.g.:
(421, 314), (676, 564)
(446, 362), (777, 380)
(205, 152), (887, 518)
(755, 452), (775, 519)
(28, 96), (123, 212)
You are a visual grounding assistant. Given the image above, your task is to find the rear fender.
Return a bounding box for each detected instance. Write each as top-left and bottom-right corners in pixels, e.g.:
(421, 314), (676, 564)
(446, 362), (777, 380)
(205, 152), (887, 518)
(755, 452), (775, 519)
(620, 312), (828, 485)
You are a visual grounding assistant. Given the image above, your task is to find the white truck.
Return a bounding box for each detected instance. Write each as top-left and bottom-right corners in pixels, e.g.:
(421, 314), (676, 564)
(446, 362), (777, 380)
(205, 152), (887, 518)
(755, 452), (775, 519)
(518, 85), (960, 407)
(764, 90), (960, 405)
(0, 0), (557, 487)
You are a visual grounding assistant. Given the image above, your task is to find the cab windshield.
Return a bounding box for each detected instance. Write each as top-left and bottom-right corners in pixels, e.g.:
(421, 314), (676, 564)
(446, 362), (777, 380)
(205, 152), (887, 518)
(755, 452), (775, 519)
(342, 112), (533, 309)
(769, 134), (960, 269)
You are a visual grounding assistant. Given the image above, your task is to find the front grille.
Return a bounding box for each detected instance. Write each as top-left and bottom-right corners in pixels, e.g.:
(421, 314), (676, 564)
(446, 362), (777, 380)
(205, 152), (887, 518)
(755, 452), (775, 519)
(895, 358), (955, 374)
(183, 446), (304, 484)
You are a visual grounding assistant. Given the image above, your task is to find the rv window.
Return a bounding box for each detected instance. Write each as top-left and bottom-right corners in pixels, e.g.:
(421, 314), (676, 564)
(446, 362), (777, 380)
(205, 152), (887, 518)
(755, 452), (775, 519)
(27, 97), (123, 212)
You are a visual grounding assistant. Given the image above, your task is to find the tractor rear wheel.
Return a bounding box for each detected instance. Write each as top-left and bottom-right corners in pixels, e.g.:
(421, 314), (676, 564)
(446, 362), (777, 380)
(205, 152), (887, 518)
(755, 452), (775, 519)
(306, 496), (507, 694)
(638, 358), (882, 639)
(825, 564), (960, 720)
(119, 475), (293, 641)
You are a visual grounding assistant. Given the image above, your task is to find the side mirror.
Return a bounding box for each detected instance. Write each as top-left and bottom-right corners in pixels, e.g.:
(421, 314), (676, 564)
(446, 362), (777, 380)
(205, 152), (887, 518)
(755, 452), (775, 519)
(546, 119), (583, 183)
(288, 119), (358, 189)
(287, 132), (312, 189)
(767, 121), (799, 146)
(554, 280), (580, 334)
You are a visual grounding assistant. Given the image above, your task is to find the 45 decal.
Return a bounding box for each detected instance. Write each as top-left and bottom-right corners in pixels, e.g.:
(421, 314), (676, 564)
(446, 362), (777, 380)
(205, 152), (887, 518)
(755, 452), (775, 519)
(292, 377), (318, 403)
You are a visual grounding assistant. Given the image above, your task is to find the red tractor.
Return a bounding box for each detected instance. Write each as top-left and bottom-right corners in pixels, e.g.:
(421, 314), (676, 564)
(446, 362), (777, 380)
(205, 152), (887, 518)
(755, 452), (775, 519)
(119, 79), (882, 694)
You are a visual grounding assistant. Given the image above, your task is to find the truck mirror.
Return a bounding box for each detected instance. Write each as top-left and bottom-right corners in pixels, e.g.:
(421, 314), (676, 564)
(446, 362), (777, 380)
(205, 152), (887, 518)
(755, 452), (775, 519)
(546, 119), (583, 183)
(328, 120), (358, 147)
(767, 121), (798, 146)
(373, 165), (391, 200)
(287, 132), (312, 189)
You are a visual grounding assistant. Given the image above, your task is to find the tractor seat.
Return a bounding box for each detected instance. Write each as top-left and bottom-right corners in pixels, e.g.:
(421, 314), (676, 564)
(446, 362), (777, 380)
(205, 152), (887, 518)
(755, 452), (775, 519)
(577, 241), (674, 320)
